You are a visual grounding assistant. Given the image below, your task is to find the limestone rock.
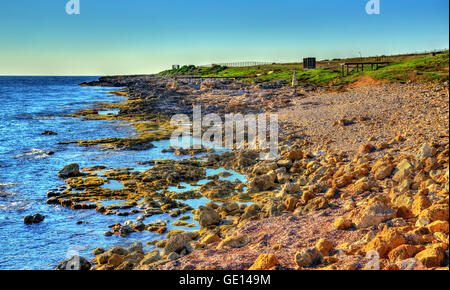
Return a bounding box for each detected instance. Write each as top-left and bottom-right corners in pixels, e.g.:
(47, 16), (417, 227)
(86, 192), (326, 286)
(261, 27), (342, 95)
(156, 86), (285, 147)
(108, 254), (124, 267)
(417, 143), (433, 160)
(301, 197), (328, 215)
(316, 239), (333, 256)
(392, 159), (414, 182)
(56, 255), (91, 270)
(198, 206), (221, 228)
(334, 217), (352, 230)
(140, 251), (161, 265)
(374, 164), (395, 180)
(58, 163), (82, 178)
(358, 143), (376, 154)
(396, 258), (427, 270)
(388, 244), (424, 263)
(284, 196), (299, 212)
(419, 203), (449, 223)
(283, 150), (304, 161)
(248, 173), (275, 192)
(362, 228), (407, 258)
(217, 235), (249, 249)
(199, 232), (222, 245)
(249, 254), (279, 270)
(162, 232), (195, 256)
(332, 174), (353, 188)
(415, 246), (446, 268)
(252, 161), (277, 175)
(353, 201), (395, 228)
(23, 213), (45, 224)
(411, 195), (432, 216)
(294, 247), (322, 267)
(426, 220), (449, 233)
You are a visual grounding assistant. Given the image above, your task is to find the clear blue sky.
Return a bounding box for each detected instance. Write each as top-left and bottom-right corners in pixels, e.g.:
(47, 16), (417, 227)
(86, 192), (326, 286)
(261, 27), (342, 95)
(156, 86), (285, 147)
(0, 0), (448, 75)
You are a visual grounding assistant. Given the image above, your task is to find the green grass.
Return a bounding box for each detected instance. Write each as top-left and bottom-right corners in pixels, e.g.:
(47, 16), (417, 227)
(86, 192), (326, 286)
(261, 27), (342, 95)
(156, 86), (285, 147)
(360, 52), (449, 83)
(158, 51), (449, 86)
(159, 65), (228, 76)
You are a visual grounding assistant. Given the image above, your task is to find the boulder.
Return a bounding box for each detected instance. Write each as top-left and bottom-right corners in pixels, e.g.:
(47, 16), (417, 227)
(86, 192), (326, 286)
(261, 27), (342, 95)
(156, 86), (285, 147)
(117, 225), (134, 236)
(162, 232), (194, 256)
(41, 131), (58, 135)
(248, 173), (275, 192)
(127, 242), (144, 253)
(198, 206), (221, 228)
(262, 199), (283, 218)
(374, 164), (395, 180)
(353, 201), (395, 228)
(23, 213), (45, 224)
(252, 161), (278, 175)
(108, 254), (124, 267)
(416, 143), (433, 160)
(426, 220), (449, 233)
(388, 244), (424, 263)
(240, 204), (261, 221)
(199, 232), (222, 245)
(249, 254), (279, 270)
(332, 174), (353, 188)
(301, 197), (328, 215)
(415, 246), (446, 268)
(58, 163), (83, 178)
(411, 195), (432, 216)
(139, 250), (161, 265)
(167, 252), (181, 260)
(217, 235), (249, 249)
(56, 255), (91, 270)
(396, 258), (427, 270)
(418, 203), (449, 223)
(93, 248), (105, 255)
(392, 159), (414, 182)
(283, 150), (304, 161)
(279, 182), (301, 197)
(334, 217), (352, 230)
(284, 197), (299, 212)
(123, 251), (144, 265)
(294, 247), (322, 267)
(362, 228), (407, 258)
(316, 239), (333, 256)
(301, 191), (315, 203)
(358, 143), (376, 154)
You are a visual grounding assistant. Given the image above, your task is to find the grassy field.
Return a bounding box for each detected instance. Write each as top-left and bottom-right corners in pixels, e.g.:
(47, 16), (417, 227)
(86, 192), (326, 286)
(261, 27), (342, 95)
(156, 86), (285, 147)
(158, 51), (449, 87)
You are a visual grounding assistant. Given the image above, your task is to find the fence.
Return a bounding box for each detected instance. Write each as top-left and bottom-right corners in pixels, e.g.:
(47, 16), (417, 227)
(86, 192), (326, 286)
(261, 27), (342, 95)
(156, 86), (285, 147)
(200, 61), (275, 68)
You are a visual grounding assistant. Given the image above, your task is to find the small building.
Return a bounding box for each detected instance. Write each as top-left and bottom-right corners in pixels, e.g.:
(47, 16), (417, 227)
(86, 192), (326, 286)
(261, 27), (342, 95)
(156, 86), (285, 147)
(172, 65), (180, 70)
(303, 58), (316, 69)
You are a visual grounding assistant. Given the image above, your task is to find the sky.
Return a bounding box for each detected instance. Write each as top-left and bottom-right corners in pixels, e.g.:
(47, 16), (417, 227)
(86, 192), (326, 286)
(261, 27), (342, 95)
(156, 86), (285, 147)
(0, 0), (448, 76)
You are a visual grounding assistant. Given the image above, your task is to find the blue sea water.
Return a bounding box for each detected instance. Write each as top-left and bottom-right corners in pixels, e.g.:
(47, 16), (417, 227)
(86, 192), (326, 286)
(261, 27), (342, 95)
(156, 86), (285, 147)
(0, 77), (246, 270)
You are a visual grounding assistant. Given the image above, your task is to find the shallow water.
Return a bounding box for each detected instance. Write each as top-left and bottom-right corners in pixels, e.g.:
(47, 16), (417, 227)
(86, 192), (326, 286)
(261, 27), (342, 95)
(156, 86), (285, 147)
(0, 77), (246, 270)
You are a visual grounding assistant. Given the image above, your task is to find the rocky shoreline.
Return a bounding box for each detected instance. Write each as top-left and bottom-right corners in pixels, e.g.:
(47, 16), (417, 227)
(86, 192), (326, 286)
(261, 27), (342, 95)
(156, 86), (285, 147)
(55, 75), (448, 270)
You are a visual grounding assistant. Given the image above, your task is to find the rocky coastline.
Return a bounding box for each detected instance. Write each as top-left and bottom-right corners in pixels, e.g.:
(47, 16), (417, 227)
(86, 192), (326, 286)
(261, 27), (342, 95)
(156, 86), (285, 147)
(54, 75), (448, 270)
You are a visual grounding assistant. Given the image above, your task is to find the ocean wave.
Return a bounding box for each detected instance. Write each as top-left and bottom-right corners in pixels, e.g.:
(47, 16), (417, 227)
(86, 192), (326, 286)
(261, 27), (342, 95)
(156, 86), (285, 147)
(0, 191), (16, 198)
(0, 200), (29, 211)
(16, 114), (55, 120)
(0, 182), (17, 188)
(14, 148), (54, 160)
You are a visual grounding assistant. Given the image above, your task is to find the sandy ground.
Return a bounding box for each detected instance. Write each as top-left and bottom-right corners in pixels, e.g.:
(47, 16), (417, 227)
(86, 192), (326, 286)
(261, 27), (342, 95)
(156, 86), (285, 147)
(276, 83), (449, 155)
(157, 207), (366, 270)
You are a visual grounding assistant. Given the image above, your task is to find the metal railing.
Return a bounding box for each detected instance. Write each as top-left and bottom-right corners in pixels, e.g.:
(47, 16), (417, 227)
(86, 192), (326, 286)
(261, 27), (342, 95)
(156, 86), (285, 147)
(200, 61), (275, 68)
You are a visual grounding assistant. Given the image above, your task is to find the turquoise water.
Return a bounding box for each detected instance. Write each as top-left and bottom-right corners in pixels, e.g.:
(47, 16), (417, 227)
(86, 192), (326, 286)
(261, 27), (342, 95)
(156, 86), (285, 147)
(0, 77), (246, 270)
